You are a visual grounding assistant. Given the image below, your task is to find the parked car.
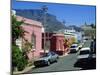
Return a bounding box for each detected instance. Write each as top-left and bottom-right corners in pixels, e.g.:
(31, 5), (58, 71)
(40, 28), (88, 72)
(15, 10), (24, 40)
(69, 44), (79, 53)
(77, 47), (91, 64)
(90, 39), (96, 54)
(74, 47), (96, 69)
(34, 51), (59, 67)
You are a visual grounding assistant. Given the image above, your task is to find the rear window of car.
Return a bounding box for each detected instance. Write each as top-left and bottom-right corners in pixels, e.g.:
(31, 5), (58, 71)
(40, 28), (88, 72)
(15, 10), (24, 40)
(40, 53), (50, 57)
(79, 50), (90, 55)
(71, 45), (77, 48)
(50, 52), (55, 55)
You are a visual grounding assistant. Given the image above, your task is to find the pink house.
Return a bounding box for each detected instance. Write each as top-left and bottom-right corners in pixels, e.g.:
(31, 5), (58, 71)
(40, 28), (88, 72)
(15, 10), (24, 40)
(50, 34), (65, 55)
(16, 16), (43, 60)
(42, 33), (70, 55)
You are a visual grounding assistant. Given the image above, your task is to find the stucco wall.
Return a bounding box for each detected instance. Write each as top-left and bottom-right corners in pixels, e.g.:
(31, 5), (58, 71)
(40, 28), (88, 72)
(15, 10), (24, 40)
(16, 16), (43, 60)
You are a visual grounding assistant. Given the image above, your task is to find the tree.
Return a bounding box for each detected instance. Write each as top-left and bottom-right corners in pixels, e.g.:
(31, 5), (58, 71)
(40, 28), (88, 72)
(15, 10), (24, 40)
(12, 15), (25, 44)
(71, 37), (77, 44)
(83, 28), (96, 38)
(22, 40), (33, 53)
(90, 23), (96, 28)
(64, 38), (72, 48)
(12, 15), (28, 71)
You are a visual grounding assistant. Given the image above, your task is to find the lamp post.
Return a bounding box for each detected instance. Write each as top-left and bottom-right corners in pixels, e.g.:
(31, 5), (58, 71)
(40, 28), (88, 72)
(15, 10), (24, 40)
(41, 5), (48, 53)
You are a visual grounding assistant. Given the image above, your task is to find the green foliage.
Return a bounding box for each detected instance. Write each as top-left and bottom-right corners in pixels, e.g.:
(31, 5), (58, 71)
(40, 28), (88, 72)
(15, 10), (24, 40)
(71, 37), (77, 44)
(82, 23), (96, 38)
(12, 15), (24, 43)
(12, 15), (28, 71)
(23, 40), (33, 52)
(12, 45), (28, 71)
(17, 55), (28, 71)
(64, 37), (78, 49)
(90, 23), (96, 28)
(84, 28), (96, 37)
(64, 39), (72, 48)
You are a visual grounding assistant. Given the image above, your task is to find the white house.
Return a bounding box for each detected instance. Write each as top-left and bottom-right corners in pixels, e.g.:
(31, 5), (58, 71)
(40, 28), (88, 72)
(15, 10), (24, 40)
(58, 28), (82, 43)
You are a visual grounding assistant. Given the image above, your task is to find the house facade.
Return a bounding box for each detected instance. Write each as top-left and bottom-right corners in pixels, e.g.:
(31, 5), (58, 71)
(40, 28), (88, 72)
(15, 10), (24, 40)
(15, 16), (68, 61)
(15, 15), (74, 61)
(58, 28), (83, 43)
(16, 16), (43, 60)
(50, 33), (66, 55)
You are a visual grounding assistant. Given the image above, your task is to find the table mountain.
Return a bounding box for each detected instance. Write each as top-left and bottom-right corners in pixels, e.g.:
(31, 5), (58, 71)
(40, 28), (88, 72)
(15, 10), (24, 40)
(15, 9), (67, 33)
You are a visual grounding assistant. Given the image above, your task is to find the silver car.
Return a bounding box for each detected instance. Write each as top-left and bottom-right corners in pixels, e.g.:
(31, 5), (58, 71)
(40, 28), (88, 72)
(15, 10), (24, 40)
(34, 51), (59, 67)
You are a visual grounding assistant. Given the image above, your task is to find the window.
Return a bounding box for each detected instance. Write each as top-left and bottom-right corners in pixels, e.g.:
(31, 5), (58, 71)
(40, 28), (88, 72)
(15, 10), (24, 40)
(71, 45), (77, 48)
(51, 52), (55, 55)
(79, 50), (90, 55)
(31, 33), (36, 49)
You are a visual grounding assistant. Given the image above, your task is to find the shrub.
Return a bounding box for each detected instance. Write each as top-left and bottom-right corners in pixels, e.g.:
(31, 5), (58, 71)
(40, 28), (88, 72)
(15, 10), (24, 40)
(12, 45), (28, 71)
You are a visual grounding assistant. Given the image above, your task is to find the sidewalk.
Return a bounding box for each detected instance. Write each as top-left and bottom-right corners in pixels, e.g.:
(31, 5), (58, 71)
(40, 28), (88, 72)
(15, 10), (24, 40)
(13, 52), (69, 74)
(13, 65), (35, 75)
(59, 52), (69, 58)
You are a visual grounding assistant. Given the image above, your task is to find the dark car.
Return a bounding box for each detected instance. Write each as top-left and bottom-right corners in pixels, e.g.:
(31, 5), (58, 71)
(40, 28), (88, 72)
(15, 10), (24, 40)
(90, 39), (96, 54)
(34, 51), (59, 67)
(74, 47), (96, 69)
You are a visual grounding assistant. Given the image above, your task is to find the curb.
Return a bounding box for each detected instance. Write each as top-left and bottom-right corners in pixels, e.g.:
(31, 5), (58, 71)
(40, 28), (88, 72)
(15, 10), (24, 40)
(13, 65), (35, 75)
(13, 53), (69, 74)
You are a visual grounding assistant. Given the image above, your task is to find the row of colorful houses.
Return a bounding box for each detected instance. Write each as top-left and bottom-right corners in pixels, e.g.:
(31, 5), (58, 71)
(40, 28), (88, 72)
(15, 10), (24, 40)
(15, 15), (72, 61)
(12, 10), (80, 61)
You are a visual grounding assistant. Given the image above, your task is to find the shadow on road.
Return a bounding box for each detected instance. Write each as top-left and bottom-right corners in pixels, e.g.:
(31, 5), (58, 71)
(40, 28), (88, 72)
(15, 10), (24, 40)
(74, 58), (96, 70)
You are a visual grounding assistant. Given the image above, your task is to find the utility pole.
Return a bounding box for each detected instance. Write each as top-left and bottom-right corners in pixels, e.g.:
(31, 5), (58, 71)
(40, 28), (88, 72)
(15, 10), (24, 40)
(41, 5), (48, 53)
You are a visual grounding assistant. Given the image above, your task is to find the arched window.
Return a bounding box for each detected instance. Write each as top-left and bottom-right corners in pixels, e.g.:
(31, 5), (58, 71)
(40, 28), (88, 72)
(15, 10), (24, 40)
(31, 33), (36, 49)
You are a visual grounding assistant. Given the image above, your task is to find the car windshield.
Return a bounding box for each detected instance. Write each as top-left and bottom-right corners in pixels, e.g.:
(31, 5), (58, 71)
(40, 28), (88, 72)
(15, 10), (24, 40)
(79, 50), (90, 55)
(71, 45), (77, 48)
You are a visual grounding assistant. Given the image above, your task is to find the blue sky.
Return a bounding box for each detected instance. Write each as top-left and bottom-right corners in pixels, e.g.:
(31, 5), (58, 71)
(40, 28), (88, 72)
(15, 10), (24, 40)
(12, 0), (96, 26)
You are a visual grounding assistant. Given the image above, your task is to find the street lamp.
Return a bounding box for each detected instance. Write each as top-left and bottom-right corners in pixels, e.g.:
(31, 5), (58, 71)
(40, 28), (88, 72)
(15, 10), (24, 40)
(41, 5), (48, 53)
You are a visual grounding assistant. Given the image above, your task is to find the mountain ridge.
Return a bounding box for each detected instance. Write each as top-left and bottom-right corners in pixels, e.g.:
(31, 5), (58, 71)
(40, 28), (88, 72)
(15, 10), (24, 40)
(15, 9), (67, 32)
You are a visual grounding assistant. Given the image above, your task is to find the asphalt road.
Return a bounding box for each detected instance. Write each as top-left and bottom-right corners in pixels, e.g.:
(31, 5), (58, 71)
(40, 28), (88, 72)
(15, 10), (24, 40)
(26, 53), (81, 74)
(26, 40), (92, 74)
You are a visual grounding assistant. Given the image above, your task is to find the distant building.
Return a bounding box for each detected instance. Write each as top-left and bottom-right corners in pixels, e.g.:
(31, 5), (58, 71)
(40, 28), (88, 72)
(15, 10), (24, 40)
(58, 28), (82, 43)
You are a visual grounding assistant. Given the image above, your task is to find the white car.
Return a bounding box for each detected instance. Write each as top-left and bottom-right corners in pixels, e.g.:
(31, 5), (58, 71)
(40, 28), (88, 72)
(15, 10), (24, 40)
(69, 44), (79, 53)
(77, 47), (91, 63)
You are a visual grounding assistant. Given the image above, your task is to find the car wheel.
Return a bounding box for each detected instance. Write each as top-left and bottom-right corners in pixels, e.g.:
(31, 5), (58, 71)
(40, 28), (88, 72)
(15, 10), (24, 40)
(55, 59), (58, 62)
(57, 56), (59, 59)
